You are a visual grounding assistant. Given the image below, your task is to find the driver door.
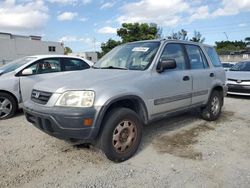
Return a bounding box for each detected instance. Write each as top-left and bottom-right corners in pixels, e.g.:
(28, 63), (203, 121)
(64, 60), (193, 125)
(19, 58), (64, 102)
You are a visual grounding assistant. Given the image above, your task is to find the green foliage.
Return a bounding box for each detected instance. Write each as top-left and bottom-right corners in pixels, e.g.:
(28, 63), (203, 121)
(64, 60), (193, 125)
(215, 40), (246, 55)
(64, 46), (72, 55)
(190, 30), (205, 43)
(167, 29), (188, 40)
(100, 39), (122, 57)
(117, 23), (158, 43)
(100, 23), (159, 56)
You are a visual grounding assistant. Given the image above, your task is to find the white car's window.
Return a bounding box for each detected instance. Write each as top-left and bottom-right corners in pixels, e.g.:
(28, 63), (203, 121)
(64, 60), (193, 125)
(27, 58), (61, 75)
(62, 58), (90, 71)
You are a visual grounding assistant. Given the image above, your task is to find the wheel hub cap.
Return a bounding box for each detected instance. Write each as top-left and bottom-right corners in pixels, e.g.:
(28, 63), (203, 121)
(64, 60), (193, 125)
(0, 97), (12, 118)
(211, 96), (220, 115)
(112, 120), (137, 153)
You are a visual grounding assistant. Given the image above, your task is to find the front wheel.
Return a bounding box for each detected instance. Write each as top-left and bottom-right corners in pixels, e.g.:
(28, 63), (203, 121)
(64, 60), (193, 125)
(200, 91), (222, 121)
(99, 108), (143, 162)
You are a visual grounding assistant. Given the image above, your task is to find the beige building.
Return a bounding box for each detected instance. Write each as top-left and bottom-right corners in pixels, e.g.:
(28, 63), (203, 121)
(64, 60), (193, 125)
(0, 32), (64, 66)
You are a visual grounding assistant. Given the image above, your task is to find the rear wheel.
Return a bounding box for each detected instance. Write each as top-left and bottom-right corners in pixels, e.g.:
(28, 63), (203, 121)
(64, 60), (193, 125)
(200, 91), (222, 121)
(99, 108), (143, 162)
(0, 92), (17, 119)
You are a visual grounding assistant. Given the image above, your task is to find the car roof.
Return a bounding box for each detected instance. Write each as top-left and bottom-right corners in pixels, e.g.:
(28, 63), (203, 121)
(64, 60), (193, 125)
(24, 54), (93, 65)
(126, 39), (214, 48)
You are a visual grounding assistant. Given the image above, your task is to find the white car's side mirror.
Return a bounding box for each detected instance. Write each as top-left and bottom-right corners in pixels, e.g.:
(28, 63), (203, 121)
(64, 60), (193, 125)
(22, 68), (33, 76)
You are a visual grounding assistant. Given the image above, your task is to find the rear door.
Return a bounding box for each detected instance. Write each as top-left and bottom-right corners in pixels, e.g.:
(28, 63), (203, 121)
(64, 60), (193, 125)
(19, 58), (63, 102)
(184, 44), (213, 105)
(151, 43), (192, 115)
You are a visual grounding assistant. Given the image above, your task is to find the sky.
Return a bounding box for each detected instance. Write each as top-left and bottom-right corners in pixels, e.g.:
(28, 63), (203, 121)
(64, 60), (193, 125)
(0, 0), (250, 52)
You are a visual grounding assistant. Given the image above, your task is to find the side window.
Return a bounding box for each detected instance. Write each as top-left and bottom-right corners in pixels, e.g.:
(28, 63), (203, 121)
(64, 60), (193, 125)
(26, 58), (61, 75)
(204, 47), (222, 67)
(185, 45), (208, 69)
(62, 58), (90, 71)
(160, 43), (186, 70)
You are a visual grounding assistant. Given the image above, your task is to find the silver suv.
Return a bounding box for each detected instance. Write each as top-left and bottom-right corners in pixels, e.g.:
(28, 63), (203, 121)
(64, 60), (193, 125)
(23, 40), (227, 162)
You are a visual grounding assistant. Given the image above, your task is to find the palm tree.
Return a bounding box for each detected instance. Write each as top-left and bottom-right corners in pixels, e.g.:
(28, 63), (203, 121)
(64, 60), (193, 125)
(190, 31), (205, 43)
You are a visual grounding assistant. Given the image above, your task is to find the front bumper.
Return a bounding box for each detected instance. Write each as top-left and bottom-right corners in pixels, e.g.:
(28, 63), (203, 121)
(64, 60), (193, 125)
(227, 84), (250, 96)
(23, 100), (101, 141)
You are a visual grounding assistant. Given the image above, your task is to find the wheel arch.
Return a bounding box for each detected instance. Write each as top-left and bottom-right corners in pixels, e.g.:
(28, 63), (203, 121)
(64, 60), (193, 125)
(94, 95), (149, 138)
(0, 90), (19, 106)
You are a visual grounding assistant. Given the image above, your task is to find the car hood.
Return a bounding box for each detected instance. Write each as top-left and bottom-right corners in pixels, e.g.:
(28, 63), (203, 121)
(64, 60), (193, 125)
(34, 68), (147, 93)
(226, 71), (250, 80)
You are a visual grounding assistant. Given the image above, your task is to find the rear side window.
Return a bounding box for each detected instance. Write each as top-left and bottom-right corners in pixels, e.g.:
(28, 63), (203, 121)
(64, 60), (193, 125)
(62, 58), (90, 71)
(204, 47), (222, 67)
(160, 43), (187, 70)
(185, 45), (208, 69)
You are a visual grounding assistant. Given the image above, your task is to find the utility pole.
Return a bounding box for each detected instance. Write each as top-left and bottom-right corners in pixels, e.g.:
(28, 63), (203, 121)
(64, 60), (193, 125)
(223, 32), (229, 41)
(93, 37), (96, 52)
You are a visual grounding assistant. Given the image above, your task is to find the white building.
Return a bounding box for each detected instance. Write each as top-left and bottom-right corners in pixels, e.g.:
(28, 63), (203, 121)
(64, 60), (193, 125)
(0, 32), (64, 66)
(69, 52), (98, 63)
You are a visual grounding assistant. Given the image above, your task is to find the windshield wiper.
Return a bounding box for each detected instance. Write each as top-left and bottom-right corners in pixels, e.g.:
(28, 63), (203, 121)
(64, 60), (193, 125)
(100, 66), (128, 70)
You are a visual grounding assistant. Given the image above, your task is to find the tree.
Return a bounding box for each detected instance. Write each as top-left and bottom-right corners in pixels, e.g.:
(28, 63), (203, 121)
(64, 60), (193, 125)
(117, 23), (158, 43)
(190, 30), (205, 43)
(64, 46), (72, 55)
(245, 37), (250, 47)
(167, 29), (188, 40)
(100, 39), (122, 57)
(215, 40), (246, 55)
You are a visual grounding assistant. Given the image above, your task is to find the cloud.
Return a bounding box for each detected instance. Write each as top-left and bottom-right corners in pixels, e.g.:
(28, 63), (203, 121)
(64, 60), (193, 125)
(117, 0), (189, 26)
(79, 17), (87, 22)
(47, 0), (78, 5)
(97, 26), (117, 34)
(0, 0), (49, 33)
(116, 0), (250, 27)
(212, 0), (250, 17)
(238, 23), (247, 27)
(59, 35), (101, 49)
(82, 0), (92, 5)
(100, 2), (115, 9)
(47, 0), (92, 5)
(57, 12), (78, 21)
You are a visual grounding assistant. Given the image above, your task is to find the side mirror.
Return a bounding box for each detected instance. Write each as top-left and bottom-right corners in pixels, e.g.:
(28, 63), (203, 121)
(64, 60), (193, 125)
(157, 58), (177, 73)
(22, 68), (33, 76)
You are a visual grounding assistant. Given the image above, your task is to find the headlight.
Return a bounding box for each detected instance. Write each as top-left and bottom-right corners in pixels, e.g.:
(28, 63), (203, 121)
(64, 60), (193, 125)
(55, 91), (95, 107)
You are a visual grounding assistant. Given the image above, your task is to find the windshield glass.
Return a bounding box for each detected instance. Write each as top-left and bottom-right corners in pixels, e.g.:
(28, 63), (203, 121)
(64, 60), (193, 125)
(230, 61), (250, 71)
(94, 42), (160, 70)
(0, 57), (36, 74)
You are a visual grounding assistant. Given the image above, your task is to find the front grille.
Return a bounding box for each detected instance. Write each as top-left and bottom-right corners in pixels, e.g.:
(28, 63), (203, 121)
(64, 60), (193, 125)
(31, 89), (52, 105)
(227, 84), (250, 93)
(228, 78), (250, 82)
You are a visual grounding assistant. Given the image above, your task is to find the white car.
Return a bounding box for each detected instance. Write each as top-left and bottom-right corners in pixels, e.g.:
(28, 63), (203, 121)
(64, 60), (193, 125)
(0, 55), (93, 119)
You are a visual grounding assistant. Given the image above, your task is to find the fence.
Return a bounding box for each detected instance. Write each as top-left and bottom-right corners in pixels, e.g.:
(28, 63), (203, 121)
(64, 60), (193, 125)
(219, 54), (250, 63)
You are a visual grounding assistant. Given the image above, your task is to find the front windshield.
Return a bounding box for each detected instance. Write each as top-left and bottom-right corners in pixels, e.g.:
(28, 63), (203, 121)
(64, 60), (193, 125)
(94, 42), (160, 70)
(230, 61), (250, 71)
(0, 57), (36, 74)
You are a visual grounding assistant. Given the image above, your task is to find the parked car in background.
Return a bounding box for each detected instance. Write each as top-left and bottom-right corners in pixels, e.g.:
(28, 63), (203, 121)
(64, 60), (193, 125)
(222, 62), (234, 71)
(0, 55), (93, 119)
(226, 61), (250, 96)
(23, 40), (227, 162)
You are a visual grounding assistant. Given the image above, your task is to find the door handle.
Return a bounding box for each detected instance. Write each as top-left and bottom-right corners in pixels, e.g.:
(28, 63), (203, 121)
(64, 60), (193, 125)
(210, 73), (215, 77)
(183, 76), (190, 81)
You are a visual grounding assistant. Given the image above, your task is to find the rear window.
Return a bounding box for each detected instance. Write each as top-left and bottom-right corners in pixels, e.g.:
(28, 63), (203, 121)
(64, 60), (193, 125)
(204, 47), (222, 67)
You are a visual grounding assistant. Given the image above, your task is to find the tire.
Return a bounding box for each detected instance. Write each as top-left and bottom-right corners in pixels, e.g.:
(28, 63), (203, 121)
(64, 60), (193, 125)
(0, 92), (17, 120)
(99, 108), (143, 162)
(200, 91), (223, 121)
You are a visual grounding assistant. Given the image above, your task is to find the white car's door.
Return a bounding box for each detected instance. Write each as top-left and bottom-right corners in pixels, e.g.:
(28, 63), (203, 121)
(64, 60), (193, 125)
(19, 57), (64, 102)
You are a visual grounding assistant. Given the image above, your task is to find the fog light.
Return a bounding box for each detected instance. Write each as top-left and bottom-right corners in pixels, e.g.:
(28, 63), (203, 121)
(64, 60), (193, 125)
(83, 118), (93, 126)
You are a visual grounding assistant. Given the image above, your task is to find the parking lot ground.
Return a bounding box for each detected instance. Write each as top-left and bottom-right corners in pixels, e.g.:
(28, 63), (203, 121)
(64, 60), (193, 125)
(1, 96), (250, 188)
